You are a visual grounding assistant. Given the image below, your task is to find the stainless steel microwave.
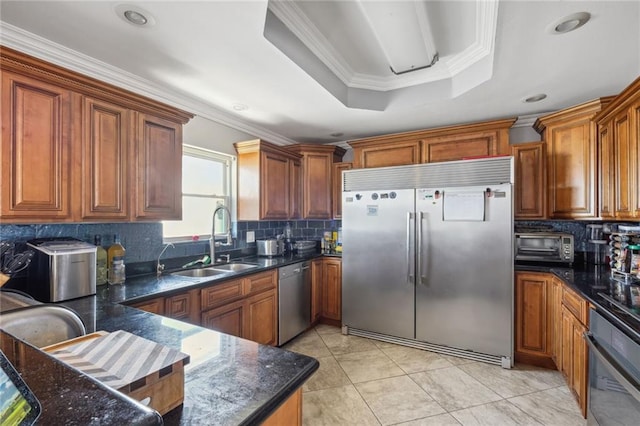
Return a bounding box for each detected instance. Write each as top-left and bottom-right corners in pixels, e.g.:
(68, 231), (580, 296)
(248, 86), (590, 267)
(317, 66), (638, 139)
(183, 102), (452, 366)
(515, 232), (574, 263)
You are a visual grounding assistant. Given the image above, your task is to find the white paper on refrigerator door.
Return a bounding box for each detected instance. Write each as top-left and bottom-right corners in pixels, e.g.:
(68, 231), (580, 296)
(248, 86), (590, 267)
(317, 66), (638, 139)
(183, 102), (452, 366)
(442, 191), (485, 221)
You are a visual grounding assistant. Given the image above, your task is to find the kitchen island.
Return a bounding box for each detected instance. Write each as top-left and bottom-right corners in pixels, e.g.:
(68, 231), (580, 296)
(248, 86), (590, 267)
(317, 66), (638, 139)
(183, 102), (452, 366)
(2, 254), (322, 425)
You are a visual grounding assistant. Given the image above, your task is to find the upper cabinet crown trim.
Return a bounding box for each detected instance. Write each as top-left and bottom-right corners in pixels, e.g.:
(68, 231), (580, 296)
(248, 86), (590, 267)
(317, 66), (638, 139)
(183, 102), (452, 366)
(533, 97), (615, 133)
(1, 46), (194, 124)
(347, 118), (517, 147)
(594, 76), (640, 123)
(234, 139), (302, 159)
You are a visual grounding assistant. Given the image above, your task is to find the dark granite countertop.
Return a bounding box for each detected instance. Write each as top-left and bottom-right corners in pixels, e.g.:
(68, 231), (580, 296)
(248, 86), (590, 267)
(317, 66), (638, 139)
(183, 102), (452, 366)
(0, 330), (163, 425)
(516, 262), (640, 343)
(117, 252), (325, 304)
(2, 253), (326, 425)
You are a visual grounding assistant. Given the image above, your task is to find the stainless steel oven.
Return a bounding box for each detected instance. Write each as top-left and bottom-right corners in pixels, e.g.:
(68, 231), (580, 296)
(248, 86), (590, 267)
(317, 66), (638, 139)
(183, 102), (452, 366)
(584, 309), (640, 425)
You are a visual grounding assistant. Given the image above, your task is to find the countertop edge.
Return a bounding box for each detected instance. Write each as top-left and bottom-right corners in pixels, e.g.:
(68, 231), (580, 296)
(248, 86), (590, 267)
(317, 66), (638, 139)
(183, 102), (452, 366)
(239, 357), (320, 425)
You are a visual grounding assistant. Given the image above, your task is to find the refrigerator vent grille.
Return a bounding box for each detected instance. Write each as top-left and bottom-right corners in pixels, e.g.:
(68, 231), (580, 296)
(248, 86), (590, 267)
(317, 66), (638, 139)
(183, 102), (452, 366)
(346, 327), (509, 367)
(343, 157), (513, 191)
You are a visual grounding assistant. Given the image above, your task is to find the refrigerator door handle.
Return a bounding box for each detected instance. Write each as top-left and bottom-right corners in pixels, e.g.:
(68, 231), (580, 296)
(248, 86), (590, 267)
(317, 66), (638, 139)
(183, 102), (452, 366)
(407, 212), (413, 284)
(417, 212), (427, 284)
(417, 211), (423, 285)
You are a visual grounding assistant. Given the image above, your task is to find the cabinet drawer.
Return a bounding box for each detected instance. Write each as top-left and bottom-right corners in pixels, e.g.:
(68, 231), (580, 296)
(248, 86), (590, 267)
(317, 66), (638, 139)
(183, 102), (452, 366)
(201, 279), (243, 310)
(562, 286), (589, 326)
(243, 270), (277, 296)
(132, 297), (165, 315)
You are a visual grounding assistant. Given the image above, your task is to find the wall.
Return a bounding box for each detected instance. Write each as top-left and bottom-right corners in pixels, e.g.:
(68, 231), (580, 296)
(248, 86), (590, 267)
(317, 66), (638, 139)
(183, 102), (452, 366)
(182, 116), (255, 155)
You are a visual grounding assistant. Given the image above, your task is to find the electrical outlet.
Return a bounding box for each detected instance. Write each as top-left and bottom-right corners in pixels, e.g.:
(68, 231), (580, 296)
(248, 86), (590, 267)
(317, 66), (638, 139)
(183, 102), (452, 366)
(246, 231), (255, 243)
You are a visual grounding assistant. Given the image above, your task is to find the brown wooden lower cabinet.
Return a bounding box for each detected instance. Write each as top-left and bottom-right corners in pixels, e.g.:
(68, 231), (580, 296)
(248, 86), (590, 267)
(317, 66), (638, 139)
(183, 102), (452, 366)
(514, 272), (553, 367)
(261, 388), (302, 426)
(515, 271), (589, 418)
(322, 258), (342, 324)
(245, 289), (278, 346)
(201, 299), (245, 338)
(132, 270), (278, 346)
(311, 259), (323, 323)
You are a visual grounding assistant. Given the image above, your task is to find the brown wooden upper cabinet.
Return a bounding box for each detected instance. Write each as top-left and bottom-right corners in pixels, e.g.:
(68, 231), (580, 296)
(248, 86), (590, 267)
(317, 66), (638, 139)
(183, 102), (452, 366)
(347, 118), (515, 169)
(595, 76), (640, 219)
(0, 47), (193, 223)
(512, 142), (546, 219)
(534, 98), (613, 219)
(235, 139), (302, 220)
(286, 145), (345, 219)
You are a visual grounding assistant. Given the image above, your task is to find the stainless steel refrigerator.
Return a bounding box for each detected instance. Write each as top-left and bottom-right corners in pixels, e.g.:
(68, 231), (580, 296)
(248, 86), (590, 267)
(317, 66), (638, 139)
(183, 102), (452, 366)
(342, 157), (514, 367)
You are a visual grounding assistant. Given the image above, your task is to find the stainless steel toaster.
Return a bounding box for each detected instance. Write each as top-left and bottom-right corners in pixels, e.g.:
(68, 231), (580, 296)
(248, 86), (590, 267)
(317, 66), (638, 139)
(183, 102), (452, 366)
(25, 238), (97, 302)
(257, 238), (284, 257)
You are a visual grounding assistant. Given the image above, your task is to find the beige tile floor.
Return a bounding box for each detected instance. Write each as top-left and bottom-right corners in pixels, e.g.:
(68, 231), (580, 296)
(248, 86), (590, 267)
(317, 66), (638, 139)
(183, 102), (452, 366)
(284, 325), (587, 426)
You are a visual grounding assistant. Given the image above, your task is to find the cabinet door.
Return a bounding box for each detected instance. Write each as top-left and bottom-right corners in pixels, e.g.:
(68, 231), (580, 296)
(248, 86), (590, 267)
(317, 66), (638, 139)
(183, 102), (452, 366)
(81, 96), (130, 219)
(613, 109), (634, 218)
(422, 133), (499, 163)
(631, 100), (640, 218)
(332, 162), (352, 219)
(551, 278), (563, 369)
(546, 119), (597, 218)
(201, 300), (245, 338)
(515, 273), (552, 362)
(165, 289), (200, 324)
(561, 305), (574, 379)
(134, 113), (182, 220)
(261, 150), (291, 219)
(354, 140), (421, 169)
(1, 71), (72, 220)
(598, 121), (615, 219)
(322, 258), (342, 321)
(302, 152), (332, 219)
(512, 142), (546, 219)
(245, 289), (278, 346)
(289, 157), (302, 219)
(571, 318), (588, 418)
(311, 259), (323, 323)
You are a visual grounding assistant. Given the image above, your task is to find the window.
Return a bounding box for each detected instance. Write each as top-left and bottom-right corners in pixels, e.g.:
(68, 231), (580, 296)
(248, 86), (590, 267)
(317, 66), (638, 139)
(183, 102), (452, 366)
(163, 145), (236, 241)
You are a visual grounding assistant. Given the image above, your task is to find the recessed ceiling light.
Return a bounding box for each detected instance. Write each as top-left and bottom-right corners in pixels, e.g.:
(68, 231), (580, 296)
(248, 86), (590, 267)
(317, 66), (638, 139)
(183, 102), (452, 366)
(524, 94), (547, 103)
(548, 12), (591, 34)
(115, 4), (155, 27)
(232, 103), (249, 112)
(330, 132), (344, 138)
(124, 10), (148, 25)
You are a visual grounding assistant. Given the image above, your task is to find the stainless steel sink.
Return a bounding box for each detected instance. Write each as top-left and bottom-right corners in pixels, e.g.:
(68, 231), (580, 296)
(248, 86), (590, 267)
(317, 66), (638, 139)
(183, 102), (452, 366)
(211, 263), (258, 272)
(0, 304), (86, 348)
(171, 268), (229, 278)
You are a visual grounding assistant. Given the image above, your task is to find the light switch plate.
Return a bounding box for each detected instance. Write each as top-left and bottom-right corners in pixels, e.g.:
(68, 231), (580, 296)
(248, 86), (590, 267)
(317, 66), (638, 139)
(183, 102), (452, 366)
(246, 231), (255, 243)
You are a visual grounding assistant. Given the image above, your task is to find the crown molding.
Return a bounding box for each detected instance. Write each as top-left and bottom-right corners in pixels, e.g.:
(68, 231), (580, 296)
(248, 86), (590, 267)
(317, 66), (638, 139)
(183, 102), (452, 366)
(268, 0), (497, 93)
(268, 1), (354, 87)
(0, 21), (297, 146)
(512, 113), (551, 128)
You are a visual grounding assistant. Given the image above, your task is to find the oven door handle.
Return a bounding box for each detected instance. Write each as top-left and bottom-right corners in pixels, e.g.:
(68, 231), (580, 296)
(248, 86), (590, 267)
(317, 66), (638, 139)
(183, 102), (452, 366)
(584, 332), (640, 403)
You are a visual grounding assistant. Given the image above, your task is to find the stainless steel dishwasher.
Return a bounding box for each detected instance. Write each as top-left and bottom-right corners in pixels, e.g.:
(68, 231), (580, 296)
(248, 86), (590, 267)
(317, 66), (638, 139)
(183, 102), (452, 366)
(278, 261), (311, 346)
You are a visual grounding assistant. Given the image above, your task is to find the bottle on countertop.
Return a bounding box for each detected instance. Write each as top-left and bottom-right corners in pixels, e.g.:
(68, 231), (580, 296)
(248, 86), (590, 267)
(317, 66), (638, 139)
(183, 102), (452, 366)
(94, 235), (108, 285)
(107, 234), (126, 285)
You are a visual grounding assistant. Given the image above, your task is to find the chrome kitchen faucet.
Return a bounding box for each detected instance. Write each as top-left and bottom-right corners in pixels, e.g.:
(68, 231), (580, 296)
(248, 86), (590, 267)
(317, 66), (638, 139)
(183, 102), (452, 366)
(211, 206), (233, 263)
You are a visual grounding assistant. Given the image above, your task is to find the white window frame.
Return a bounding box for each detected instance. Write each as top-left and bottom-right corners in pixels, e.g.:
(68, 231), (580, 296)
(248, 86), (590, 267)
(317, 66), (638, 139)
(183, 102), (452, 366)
(163, 145), (237, 243)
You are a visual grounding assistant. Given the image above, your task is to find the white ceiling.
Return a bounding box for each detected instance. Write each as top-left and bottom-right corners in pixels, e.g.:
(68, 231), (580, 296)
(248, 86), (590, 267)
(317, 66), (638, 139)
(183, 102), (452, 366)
(1, 1), (639, 146)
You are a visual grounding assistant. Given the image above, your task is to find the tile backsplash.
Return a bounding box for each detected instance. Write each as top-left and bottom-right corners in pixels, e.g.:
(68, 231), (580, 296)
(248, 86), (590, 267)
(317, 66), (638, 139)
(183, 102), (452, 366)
(0, 220), (340, 266)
